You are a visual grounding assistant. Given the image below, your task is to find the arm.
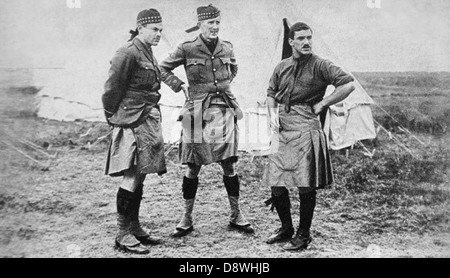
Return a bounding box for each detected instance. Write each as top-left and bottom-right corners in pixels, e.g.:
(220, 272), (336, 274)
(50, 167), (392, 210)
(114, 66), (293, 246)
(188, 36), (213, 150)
(229, 47), (238, 81)
(266, 64), (280, 102)
(267, 67), (280, 132)
(227, 45), (241, 117)
(267, 95), (279, 109)
(313, 82), (355, 115)
(267, 96), (280, 132)
(159, 44), (189, 99)
(102, 50), (134, 121)
(313, 59), (356, 115)
(267, 96), (280, 151)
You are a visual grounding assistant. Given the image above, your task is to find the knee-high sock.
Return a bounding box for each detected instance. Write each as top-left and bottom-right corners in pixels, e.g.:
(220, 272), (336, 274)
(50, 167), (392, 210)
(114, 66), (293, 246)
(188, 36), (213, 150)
(298, 190), (316, 236)
(176, 176), (198, 230)
(271, 187), (293, 229)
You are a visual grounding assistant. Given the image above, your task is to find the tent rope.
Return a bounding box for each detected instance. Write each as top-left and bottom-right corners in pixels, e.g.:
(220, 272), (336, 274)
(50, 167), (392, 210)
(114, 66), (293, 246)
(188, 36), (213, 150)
(0, 127), (57, 158)
(372, 102), (425, 146)
(373, 120), (416, 157)
(0, 139), (50, 167)
(164, 139), (180, 156)
(159, 103), (183, 108)
(82, 129), (113, 151)
(14, 137), (58, 158)
(355, 140), (375, 158)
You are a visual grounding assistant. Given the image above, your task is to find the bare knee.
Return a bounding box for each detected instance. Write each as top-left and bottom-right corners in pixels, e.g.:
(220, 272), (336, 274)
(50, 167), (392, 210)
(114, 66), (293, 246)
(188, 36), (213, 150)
(121, 167), (146, 192)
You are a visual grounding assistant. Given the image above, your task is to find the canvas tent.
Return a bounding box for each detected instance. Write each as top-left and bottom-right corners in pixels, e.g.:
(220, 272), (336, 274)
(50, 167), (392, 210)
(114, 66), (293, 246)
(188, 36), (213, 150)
(18, 0), (375, 151)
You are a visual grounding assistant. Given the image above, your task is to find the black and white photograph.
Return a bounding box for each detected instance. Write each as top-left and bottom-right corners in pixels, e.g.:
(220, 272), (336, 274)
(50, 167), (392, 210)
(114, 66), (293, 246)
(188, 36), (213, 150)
(0, 0), (449, 260)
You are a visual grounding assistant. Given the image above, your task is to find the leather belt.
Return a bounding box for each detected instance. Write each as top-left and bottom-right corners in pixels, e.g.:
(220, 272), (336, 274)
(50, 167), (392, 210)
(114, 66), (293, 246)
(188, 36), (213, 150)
(125, 90), (161, 104)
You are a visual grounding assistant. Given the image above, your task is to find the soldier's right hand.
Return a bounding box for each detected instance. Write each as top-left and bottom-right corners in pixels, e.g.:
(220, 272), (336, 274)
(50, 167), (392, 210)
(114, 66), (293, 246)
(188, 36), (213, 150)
(181, 84), (192, 103)
(268, 109), (280, 134)
(104, 111), (115, 128)
(106, 118), (115, 129)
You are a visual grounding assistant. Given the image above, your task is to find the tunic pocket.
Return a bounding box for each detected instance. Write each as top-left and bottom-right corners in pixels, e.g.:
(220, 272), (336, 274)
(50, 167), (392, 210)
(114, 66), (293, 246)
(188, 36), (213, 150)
(296, 79), (327, 96)
(136, 61), (157, 85)
(108, 97), (152, 128)
(186, 58), (206, 82)
(219, 57), (231, 79)
(108, 102), (147, 127)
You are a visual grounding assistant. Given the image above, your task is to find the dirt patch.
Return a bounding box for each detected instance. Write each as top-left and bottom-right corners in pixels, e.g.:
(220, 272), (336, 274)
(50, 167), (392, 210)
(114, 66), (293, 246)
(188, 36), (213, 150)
(0, 86), (449, 258)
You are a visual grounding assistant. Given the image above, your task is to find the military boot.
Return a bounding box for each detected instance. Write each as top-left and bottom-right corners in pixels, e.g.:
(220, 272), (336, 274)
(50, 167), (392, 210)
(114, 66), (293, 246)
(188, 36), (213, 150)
(115, 188), (149, 254)
(266, 188), (294, 244)
(283, 190), (316, 251)
(224, 175), (254, 234)
(172, 177), (198, 237)
(129, 185), (163, 245)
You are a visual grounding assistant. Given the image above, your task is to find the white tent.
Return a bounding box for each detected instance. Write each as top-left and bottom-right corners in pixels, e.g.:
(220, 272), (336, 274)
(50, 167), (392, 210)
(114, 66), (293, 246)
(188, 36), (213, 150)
(12, 0), (376, 151)
(323, 83), (376, 150)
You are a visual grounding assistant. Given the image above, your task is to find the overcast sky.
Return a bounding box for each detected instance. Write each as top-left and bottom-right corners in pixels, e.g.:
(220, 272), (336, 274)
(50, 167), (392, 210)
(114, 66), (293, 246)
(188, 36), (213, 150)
(0, 0), (449, 72)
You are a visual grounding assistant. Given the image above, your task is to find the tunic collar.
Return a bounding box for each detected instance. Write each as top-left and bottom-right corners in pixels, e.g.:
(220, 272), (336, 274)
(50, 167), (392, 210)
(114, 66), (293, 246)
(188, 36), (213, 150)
(200, 34), (218, 54)
(133, 37), (154, 62)
(195, 35), (224, 56)
(293, 53), (312, 65)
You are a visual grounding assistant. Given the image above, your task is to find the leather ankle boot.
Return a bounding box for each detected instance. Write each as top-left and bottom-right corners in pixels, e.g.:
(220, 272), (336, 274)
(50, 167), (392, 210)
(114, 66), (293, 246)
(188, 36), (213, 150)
(282, 229), (312, 251)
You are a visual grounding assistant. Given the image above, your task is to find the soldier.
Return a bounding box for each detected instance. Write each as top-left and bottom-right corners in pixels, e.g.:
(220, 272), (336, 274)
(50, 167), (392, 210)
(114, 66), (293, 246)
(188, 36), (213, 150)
(264, 22), (355, 251)
(159, 4), (254, 237)
(102, 9), (166, 254)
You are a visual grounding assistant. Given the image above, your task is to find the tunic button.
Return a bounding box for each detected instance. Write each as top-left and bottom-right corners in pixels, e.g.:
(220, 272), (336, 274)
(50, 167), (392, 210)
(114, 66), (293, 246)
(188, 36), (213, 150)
(214, 80), (218, 83)
(213, 68), (217, 72)
(211, 56), (215, 59)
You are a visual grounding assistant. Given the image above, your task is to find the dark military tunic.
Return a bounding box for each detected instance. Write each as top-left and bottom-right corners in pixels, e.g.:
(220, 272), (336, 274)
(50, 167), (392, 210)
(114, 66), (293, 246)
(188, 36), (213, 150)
(263, 54), (354, 190)
(159, 35), (242, 165)
(102, 37), (166, 176)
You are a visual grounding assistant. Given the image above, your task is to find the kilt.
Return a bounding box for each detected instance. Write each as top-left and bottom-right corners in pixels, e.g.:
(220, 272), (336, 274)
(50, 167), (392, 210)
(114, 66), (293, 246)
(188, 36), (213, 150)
(262, 103), (333, 190)
(105, 107), (166, 176)
(179, 103), (239, 165)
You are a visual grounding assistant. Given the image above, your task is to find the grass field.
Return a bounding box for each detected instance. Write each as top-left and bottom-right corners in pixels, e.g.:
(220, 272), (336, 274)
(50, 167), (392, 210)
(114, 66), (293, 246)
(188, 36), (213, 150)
(354, 71), (450, 134)
(0, 71), (449, 258)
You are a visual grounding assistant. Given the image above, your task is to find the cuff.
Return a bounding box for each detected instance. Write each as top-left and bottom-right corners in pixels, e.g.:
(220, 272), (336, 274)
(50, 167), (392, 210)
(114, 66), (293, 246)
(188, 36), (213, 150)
(166, 76), (185, 92)
(104, 109), (114, 121)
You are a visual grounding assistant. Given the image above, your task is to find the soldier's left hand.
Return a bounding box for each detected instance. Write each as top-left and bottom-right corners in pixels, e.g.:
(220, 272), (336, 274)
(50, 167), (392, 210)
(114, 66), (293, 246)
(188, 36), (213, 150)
(234, 107), (244, 120)
(313, 102), (326, 115)
(181, 84), (192, 103)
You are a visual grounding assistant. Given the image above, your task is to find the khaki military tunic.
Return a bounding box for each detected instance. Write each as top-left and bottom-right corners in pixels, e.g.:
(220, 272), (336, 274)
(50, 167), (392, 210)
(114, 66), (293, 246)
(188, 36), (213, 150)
(102, 37), (166, 176)
(159, 36), (242, 165)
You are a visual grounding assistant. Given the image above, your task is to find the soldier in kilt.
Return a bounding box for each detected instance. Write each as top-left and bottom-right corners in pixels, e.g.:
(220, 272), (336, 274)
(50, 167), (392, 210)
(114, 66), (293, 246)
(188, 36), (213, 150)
(264, 22), (356, 251)
(159, 4), (254, 237)
(102, 9), (166, 254)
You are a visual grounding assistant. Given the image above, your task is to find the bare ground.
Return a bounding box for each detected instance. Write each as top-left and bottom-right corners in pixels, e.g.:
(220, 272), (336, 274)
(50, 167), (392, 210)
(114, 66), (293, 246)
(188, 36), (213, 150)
(0, 87), (449, 258)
